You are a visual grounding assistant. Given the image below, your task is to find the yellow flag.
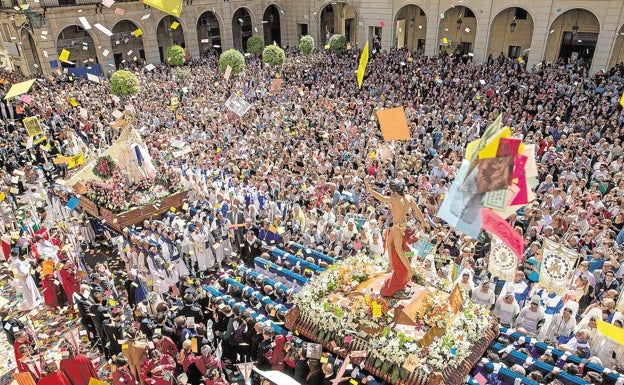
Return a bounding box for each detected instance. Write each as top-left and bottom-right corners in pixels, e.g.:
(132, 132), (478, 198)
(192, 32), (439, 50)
(59, 49), (71, 62)
(620, 92), (624, 108)
(356, 41), (369, 89)
(133, 28), (142, 37)
(596, 319), (624, 346)
(68, 153), (84, 169)
(69, 97), (78, 107)
(170, 21), (180, 30)
(143, 0), (182, 17)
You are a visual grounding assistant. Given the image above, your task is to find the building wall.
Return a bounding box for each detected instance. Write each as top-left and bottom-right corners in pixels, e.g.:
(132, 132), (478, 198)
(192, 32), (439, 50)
(0, 0), (623, 76)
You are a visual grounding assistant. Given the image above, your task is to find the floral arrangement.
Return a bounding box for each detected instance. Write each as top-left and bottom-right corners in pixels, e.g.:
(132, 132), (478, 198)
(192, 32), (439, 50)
(85, 165), (182, 213)
(367, 301), (492, 379)
(292, 253), (493, 381)
(155, 164), (182, 192)
(292, 253), (388, 337)
(413, 291), (452, 331)
(93, 155), (116, 180)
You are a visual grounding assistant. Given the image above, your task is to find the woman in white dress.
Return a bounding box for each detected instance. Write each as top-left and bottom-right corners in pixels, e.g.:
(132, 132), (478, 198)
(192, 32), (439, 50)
(493, 291), (520, 327)
(542, 306), (577, 345)
(421, 254), (438, 281)
(454, 269), (475, 298)
(368, 231), (384, 256)
(471, 280), (496, 308)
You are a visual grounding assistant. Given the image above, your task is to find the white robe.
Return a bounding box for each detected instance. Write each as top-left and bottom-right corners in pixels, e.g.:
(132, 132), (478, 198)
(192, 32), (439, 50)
(10, 258), (42, 311)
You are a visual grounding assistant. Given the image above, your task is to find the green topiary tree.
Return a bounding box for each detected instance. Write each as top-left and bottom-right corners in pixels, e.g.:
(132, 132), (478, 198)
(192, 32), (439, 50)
(110, 70), (140, 96)
(219, 49), (246, 75)
(246, 36), (265, 54)
(165, 45), (185, 66)
(262, 44), (285, 68)
(329, 34), (347, 53)
(299, 35), (314, 56)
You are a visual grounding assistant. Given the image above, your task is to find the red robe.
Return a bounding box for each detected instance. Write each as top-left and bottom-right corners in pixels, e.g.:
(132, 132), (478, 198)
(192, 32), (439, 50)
(380, 227), (417, 297)
(14, 340), (32, 373)
(41, 273), (60, 308)
(38, 371), (72, 385)
(153, 336), (178, 359)
(190, 355), (219, 376)
(60, 355), (99, 385)
(113, 367), (136, 385)
(140, 355), (176, 385)
(59, 269), (80, 305)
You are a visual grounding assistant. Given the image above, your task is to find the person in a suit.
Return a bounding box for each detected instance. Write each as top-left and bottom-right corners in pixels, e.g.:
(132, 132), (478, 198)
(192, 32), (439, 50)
(240, 230), (263, 268)
(227, 203), (245, 252)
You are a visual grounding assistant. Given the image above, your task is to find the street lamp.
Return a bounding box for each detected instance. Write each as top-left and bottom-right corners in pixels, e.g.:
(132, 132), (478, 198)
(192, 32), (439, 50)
(456, 6), (463, 30)
(572, 10), (580, 35)
(510, 18), (517, 33)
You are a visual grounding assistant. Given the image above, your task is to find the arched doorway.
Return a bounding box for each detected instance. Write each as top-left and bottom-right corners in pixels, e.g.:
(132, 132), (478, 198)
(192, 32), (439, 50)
(262, 5), (281, 46)
(318, 2), (358, 45)
(19, 30), (41, 72)
(544, 8), (600, 67)
(438, 5), (477, 57)
(342, 4), (357, 44)
(319, 4), (335, 45)
(56, 25), (97, 67)
(232, 7), (253, 52)
(196, 11), (221, 55)
(488, 7), (534, 59)
(111, 20), (145, 69)
(156, 15), (185, 63)
(395, 5), (427, 52)
(609, 24), (624, 68)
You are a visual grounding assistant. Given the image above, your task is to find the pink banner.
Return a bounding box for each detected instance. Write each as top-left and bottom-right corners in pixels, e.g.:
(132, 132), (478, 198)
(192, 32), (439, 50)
(481, 208), (524, 261)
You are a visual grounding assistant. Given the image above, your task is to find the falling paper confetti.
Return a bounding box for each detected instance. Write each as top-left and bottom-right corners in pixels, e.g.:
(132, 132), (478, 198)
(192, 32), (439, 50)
(78, 16), (91, 30)
(94, 23), (113, 37)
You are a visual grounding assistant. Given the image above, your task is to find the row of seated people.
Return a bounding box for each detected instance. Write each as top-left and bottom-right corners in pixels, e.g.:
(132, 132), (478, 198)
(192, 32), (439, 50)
(468, 327), (624, 385)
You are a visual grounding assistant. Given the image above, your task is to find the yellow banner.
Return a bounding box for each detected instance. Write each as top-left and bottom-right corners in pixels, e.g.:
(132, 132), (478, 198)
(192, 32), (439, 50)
(23, 116), (43, 137)
(67, 153), (84, 169)
(597, 319), (624, 346)
(356, 41), (369, 89)
(143, 0), (182, 17)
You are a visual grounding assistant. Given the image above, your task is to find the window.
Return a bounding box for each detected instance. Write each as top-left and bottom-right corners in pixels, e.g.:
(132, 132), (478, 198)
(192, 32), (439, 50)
(508, 45), (521, 58)
(515, 8), (528, 20)
(464, 8), (475, 18)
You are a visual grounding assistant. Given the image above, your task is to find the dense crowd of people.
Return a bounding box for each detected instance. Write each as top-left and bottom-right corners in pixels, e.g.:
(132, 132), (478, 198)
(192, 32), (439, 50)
(0, 43), (624, 385)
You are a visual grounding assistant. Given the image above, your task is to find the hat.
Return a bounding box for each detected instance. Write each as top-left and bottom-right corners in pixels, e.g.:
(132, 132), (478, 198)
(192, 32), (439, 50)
(436, 231), (446, 237)
(530, 295), (541, 305)
(527, 257), (537, 265)
(111, 307), (121, 316)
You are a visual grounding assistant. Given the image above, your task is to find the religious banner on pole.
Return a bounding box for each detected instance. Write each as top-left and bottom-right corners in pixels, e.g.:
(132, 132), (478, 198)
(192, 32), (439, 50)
(539, 238), (580, 295)
(488, 234), (517, 281)
(23, 116), (43, 137)
(225, 93), (251, 116)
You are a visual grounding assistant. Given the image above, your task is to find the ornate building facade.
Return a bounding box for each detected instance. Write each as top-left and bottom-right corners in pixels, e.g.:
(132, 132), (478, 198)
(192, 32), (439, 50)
(0, 0), (623, 76)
